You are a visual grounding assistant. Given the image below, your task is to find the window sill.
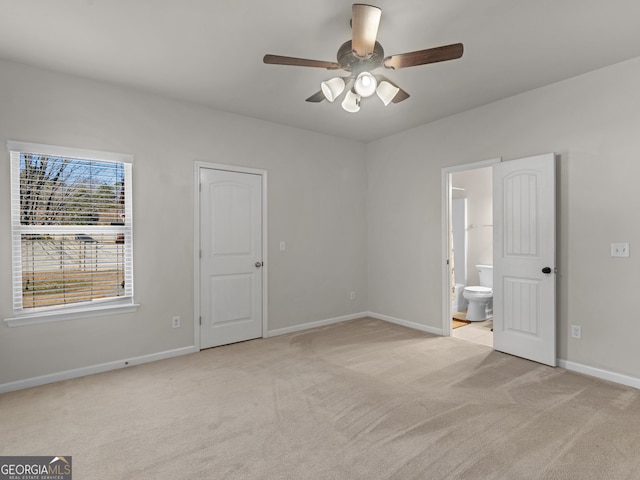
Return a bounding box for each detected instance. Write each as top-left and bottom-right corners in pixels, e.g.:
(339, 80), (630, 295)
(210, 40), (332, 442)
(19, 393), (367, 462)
(4, 302), (139, 327)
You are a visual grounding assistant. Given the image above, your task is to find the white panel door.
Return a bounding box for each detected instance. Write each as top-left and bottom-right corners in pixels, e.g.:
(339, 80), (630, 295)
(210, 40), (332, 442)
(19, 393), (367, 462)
(200, 168), (263, 349)
(493, 153), (556, 366)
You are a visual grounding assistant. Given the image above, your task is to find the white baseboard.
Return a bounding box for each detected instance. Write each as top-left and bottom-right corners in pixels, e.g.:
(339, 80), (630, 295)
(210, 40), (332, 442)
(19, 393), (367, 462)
(6, 323), (636, 394)
(558, 359), (640, 390)
(267, 312), (368, 337)
(371, 314), (639, 390)
(0, 345), (198, 394)
(368, 311), (443, 336)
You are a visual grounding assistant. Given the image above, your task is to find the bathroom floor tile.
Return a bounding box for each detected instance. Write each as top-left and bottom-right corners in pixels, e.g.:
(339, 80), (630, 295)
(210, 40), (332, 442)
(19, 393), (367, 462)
(452, 317), (493, 348)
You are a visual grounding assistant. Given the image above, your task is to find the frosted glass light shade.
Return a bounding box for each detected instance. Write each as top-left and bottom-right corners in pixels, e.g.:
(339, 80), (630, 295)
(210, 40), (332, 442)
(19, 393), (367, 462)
(376, 80), (400, 106)
(320, 77), (346, 102)
(341, 90), (361, 113)
(353, 72), (377, 98)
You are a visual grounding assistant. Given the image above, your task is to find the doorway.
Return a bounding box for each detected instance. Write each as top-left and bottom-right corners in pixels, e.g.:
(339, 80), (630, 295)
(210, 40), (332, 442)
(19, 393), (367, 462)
(195, 162), (268, 350)
(442, 154), (557, 367)
(442, 160), (498, 346)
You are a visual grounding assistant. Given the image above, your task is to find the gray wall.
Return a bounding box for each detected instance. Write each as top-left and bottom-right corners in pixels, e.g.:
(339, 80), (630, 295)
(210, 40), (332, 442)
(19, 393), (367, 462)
(367, 57), (640, 379)
(3, 53), (640, 388)
(0, 60), (367, 385)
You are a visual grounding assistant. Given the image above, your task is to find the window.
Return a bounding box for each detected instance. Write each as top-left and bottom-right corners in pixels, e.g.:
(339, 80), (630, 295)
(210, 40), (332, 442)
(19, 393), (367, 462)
(7, 141), (136, 326)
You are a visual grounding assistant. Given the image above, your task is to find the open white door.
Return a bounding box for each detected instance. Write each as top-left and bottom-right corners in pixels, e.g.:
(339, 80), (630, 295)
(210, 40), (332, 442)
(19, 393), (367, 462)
(493, 153), (556, 366)
(200, 168), (263, 349)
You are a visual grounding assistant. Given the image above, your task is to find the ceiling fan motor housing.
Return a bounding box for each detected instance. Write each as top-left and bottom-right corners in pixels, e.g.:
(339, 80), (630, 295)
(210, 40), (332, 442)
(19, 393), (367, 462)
(338, 40), (384, 75)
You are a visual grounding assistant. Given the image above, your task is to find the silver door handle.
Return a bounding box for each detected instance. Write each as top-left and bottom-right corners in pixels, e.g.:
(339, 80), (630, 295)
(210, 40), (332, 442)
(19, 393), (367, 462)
(255, 262), (263, 268)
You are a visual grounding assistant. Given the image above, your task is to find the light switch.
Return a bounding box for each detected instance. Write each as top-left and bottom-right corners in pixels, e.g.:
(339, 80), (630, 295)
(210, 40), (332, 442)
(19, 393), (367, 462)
(611, 242), (629, 257)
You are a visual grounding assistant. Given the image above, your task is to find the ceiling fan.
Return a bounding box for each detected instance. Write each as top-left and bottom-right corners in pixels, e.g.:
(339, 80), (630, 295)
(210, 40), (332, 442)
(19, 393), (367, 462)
(263, 4), (463, 113)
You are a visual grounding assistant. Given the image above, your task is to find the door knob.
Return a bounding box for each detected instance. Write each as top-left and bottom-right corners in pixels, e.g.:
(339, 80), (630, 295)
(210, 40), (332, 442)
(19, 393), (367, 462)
(541, 267), (552, 274)
(255, 262), (263, 268)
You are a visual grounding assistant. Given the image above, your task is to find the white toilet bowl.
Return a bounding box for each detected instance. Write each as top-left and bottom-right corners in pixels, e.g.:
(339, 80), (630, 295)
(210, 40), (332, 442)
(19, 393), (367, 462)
(462, 265), (493, 321)
(462, 286), (492, 321)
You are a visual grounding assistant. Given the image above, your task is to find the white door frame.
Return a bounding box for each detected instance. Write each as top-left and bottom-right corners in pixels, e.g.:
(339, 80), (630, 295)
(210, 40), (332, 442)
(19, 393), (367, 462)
(441, 158), (501, 337)
(194, 161), (268, 350)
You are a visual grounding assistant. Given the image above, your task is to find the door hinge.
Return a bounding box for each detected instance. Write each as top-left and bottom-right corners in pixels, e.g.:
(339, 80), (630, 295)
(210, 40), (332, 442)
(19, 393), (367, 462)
(199, 249), (202, 259)
(199, 316), (202, 326)
(199, 183), (201, 192)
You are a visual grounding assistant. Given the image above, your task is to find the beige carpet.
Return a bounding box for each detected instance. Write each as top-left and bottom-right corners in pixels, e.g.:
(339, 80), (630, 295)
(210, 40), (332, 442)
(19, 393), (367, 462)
(2, 317), (640, 479)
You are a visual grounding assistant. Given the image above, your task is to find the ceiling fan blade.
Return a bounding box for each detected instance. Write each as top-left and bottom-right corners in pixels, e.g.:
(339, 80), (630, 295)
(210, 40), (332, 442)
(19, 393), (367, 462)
(263, 54), (341, 70)
(375, 75), (410, 104)
(383, 43), (464, 70)
(305, 91), (326, 103)
(351, 4), (382, 58)
(391, 88), (410, 104)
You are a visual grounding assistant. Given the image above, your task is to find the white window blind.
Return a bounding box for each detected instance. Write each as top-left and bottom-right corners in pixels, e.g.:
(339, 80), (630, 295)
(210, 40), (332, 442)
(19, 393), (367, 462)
(9, 142), (134, 319)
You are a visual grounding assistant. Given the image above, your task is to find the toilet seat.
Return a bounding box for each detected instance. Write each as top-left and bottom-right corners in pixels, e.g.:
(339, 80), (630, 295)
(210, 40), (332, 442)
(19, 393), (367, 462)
(463, 286), (492, 298)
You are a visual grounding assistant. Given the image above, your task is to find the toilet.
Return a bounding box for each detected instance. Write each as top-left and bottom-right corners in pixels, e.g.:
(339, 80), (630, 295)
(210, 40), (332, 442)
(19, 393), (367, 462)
(463, 265), (493, 321)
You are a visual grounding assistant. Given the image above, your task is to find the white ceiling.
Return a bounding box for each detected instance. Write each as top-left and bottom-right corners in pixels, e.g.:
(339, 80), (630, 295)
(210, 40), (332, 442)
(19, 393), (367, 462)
(1, 0), (640, 142)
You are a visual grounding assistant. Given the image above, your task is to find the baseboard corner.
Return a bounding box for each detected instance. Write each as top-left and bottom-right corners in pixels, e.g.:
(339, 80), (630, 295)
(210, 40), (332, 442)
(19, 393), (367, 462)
(267, 312), (368, 337)
(368, 311), (443, 336)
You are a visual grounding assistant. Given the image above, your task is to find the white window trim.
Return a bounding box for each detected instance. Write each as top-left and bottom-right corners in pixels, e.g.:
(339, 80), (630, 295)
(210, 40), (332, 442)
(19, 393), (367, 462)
(5, 301), (140, 327)
(5, 141), (138, 327)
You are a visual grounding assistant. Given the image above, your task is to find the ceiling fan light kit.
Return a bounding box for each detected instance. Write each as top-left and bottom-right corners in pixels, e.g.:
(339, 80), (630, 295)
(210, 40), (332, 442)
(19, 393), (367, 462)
(321, 77), (346, 102)
(342, 90), (361, 113)
(376, 80), (400, 106)
(354, 71), (378, 97)
(263, 3), (463, 113)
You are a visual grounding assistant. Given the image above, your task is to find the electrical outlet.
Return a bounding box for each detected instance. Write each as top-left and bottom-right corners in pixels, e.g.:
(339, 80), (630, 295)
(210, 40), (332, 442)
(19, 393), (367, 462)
(571, 324), (581, 339)
(350, 291), (356, 301)
(611, 242), (630, 257)
(172, 316), (181, 328)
